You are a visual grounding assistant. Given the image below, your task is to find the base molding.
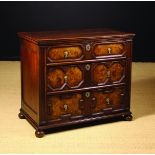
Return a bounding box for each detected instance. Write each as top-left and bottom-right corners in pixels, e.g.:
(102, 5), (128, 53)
(19, 109), (132, 138)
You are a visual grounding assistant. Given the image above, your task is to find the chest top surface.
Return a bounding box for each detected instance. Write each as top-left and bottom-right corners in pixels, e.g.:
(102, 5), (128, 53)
(18, 28), (135, 45)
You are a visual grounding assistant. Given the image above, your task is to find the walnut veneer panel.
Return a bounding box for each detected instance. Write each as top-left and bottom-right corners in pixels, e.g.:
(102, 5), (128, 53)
(48, 46), (82, 61)
(110, 63), (124, 82)
(47, 66), (83, 89)
(92, 87), (124, 113)
(94, 44), (124, 57)
(92, 61), (125, 85)
(48, 69), (65, 89)
(93, 64), (107, 84)
(48, 94), (83, 119)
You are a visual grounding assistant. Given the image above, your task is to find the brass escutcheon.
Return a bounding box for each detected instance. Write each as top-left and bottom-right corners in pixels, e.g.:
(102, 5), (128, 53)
(85, 92), (90, 98)
(85, 64), (91, 71)
(86, 44), (91, 51)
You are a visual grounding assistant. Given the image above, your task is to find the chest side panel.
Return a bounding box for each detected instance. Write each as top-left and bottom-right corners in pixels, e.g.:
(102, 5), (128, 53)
(21, 39), (40, 123)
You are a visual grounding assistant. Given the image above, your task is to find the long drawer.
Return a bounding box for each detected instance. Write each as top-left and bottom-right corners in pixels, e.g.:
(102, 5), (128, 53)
(47, 85), (127, 121)
(47, 60), (126, 92)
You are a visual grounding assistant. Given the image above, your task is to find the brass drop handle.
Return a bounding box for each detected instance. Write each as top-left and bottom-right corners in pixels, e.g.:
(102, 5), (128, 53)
(91, 97), (96, 108)
(85, 92), (90, 98)
(63, 104), (68, 111)
(85, 64), (91, 71)
(64, 51), (69, 59)
(86, 44), (91, 51)
(105, 97), (110, 105)
(107, 47), (112, 54)
(64, 75), (68, 83)
(79, 99), (84, 109)
(106, 70), (111, 78)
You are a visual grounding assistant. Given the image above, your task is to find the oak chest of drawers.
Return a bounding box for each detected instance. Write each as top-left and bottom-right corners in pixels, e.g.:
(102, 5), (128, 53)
(18, 29), (135, 138)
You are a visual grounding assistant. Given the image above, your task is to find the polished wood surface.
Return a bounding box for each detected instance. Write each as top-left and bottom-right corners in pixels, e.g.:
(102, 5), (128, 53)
(110, 63), (124, 82)
(20, 39), (39, 123)
(66, 66), (83, 87)
(48, 66), (83, 89)
(92, 87), (124, 113)
(48, 69), (65, 89)
(94, 43), (124, 57)
(93, 64), (107, 84)
(18, 28), (135, 137)
(18, 28), (135, 44)
(48, 94), (83, 119)
(48, 46), (82, 61)
(92, 62), (124, 84)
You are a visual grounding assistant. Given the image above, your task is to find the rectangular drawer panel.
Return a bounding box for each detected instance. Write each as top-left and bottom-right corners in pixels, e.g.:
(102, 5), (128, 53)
(47, 93), (85, 120)
(91, 86), (126, 114)
(93, 43), (126, 58)
(48, 46), (83, 62)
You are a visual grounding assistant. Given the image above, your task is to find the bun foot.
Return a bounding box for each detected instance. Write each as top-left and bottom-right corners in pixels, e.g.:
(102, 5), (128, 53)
(18, 112), (25, 119)
(35, 130), (45, 138)
(123, 114), (133, 121)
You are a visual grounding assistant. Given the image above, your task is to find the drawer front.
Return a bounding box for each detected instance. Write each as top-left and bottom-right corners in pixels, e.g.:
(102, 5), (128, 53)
(48, 46), (83, 62)
(92, 61), (125, 85)
(47, 93), (85, 120)
(91, 86), (125, 114)
(47, 60), (126, 91)
(93, 43), (125, 58)
(47, 86), (126, 121)
(47, 65), (84, 90)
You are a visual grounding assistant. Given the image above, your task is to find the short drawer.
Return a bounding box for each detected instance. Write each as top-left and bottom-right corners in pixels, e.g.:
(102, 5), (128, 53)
(47, 93), (85, 120)
(91, 86), (125, 114)
(48, 46), (83, 62)
(47, 65), (84, 90)
(93, 43), (125, 58)
(92, 61), (125, 85)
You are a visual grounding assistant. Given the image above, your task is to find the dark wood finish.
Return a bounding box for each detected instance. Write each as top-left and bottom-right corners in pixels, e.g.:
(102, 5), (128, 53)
(18, 28), (135, 138)
(35, 130), (45, 138)
(18, 111), (26, 119)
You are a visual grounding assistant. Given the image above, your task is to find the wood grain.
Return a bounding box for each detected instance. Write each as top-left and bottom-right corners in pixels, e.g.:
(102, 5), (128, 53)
(93, 87), (124, 113)
(92, 64), (107, 84)
(94, 43), (124, 56)
(66, 66), (83, 87)
(48, 46), (82, 61)
(48, 69), (65, 89)
(110, 63), (124, 82)
(48, 94), (82, 119)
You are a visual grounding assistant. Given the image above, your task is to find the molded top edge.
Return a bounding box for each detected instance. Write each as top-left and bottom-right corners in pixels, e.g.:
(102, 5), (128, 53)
(17, 28), (135, 44)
